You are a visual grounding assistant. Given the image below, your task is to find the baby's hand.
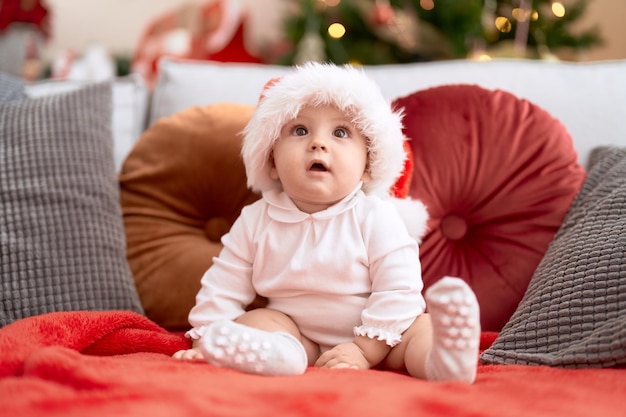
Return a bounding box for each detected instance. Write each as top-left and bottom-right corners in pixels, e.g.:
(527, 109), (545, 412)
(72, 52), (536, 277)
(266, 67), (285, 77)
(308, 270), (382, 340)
(172, 347), (204, 361)
(315, 342), (370, 370)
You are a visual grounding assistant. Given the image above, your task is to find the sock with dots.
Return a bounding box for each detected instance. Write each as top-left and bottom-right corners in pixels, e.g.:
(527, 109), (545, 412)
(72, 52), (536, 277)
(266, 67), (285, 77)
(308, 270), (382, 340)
(198, 320), (308, 376)
(424, 276), (481, 383)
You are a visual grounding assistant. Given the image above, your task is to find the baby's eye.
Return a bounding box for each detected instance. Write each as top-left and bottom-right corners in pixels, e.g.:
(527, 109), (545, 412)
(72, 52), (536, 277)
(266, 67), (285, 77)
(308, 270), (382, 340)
(333, 127), (349, 138)
(293, 126), (308, 136)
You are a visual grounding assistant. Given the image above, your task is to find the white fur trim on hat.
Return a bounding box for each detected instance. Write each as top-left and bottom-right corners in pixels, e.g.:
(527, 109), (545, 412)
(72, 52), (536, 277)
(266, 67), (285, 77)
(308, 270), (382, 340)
(241, 62), (407, 197)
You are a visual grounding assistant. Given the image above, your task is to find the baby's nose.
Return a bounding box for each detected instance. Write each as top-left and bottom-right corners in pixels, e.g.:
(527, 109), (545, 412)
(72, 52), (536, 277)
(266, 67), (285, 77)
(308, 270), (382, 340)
(309, 135), (328, 150)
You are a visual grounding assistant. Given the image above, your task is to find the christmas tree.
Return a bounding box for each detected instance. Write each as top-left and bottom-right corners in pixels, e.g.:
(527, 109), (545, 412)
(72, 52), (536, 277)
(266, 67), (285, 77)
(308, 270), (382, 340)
(276, 0), (603, 65)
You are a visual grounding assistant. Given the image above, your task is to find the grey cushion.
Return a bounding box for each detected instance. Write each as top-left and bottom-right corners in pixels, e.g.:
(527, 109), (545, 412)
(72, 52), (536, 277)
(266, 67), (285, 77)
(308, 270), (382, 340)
(0, 72), (27, 102)
(481, 146), (626, 368)
(0, 82), (144, 327)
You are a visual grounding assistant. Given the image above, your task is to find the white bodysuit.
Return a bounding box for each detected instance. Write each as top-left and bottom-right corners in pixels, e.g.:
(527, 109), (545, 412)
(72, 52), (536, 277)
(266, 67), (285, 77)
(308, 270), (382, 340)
(187, 185), (426, 350)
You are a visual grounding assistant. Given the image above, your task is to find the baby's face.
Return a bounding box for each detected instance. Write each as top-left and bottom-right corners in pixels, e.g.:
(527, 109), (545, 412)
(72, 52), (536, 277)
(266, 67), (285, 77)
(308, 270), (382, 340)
(270, 104), (370, 214)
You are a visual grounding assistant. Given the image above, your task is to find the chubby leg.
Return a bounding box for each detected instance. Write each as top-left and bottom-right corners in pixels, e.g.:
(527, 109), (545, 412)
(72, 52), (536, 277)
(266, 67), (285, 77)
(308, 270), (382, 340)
(198, 308), (319, 376)
(384, 276), (480, 382)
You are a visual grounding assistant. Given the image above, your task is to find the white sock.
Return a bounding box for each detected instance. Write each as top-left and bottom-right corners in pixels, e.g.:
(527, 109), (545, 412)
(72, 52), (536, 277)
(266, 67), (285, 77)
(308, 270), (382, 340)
(424, 276), (480, 383)
(198, 320), (308, 376)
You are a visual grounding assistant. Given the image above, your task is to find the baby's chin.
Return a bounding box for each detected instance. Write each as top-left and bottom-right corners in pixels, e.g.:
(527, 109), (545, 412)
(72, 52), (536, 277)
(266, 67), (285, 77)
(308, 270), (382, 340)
(288, 195), (345, 214)
(291, 200), (335, 214)
(287, 193), (350, 214)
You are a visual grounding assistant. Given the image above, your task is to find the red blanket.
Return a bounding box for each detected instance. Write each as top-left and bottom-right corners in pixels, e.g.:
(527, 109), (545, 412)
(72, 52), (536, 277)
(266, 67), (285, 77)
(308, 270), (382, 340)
(1, 311), (624, 417)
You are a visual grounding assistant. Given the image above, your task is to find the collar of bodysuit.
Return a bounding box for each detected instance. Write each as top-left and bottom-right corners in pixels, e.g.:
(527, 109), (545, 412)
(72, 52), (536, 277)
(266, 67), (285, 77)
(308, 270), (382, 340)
(264, 182), (363, 223)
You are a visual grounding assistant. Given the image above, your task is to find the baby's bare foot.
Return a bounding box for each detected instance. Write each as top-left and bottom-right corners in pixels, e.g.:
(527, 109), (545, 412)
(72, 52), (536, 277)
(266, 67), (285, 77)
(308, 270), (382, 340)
(172, 347), (204, 361)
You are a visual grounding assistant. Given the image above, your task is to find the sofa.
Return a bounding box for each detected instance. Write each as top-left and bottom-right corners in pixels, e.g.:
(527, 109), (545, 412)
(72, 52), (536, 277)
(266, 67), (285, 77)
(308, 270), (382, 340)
(1, 58), (625, 417)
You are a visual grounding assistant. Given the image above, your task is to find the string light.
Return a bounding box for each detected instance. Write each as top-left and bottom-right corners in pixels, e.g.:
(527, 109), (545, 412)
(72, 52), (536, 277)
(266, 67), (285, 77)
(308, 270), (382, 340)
(512, 8), (538, 21)
(495, 16), (512, 33)
(315, 0), (340, 11)
(552, 1), (566, 18)
(328, 22), (346, 39)
(419, 0), (435, 10)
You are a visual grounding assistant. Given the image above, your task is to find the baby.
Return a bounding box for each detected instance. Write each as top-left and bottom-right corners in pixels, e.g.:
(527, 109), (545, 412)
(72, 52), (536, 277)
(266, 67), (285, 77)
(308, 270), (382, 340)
(173, 62), (480, 382)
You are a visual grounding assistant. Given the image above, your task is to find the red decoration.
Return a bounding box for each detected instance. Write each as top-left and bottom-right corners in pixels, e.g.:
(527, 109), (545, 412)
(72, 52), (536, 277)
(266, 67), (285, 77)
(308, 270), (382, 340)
(370, 1), (395, 26)
(0, 0), (50, 37)
(132, 0), (261, 89)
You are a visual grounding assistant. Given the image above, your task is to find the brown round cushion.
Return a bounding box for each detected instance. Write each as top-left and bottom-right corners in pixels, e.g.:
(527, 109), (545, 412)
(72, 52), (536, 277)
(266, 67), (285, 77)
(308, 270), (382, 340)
(119, 103), (259, 330)
(393, 85), (586, 331)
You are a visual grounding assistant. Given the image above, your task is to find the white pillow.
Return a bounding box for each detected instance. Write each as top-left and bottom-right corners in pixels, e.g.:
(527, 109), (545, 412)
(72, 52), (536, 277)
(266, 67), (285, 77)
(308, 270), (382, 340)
(150, 58), (626, 167)
(149, 59), (289, 127)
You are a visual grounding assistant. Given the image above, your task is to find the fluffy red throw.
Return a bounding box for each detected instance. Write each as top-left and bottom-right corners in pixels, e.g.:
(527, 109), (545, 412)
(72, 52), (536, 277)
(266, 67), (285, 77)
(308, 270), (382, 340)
(0, 311), (624, 417)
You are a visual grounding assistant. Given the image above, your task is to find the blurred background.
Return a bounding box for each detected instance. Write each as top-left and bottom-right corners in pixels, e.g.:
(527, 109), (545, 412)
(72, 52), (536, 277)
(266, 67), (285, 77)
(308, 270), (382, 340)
(1, 0), (624, 83)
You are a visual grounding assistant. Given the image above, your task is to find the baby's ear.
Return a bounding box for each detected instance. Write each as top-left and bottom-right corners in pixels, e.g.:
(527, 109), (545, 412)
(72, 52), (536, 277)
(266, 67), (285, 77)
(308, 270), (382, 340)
(269, 152), (279, 180)
(361, 170), (372, 184)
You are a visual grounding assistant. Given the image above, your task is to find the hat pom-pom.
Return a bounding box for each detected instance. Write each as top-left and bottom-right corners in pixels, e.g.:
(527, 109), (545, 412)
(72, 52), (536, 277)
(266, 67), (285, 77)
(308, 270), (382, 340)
(392, 197), (429, 243)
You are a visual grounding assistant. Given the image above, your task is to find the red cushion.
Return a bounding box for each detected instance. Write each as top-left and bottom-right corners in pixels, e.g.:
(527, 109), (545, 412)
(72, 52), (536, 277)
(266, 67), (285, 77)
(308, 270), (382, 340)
(393, 85), (586, 331)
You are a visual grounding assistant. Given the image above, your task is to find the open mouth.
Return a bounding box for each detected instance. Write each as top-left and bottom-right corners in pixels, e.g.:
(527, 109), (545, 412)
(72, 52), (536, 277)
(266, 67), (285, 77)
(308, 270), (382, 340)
(308, 161), (328, 172)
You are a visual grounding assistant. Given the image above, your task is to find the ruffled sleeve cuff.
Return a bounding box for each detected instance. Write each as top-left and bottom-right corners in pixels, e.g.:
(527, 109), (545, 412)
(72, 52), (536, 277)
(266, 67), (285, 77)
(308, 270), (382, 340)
(353, 325), (403, 347)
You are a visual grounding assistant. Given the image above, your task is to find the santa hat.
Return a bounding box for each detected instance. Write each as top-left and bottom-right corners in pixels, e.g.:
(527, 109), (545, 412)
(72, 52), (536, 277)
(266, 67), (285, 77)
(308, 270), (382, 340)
(241, 62), (407, 198)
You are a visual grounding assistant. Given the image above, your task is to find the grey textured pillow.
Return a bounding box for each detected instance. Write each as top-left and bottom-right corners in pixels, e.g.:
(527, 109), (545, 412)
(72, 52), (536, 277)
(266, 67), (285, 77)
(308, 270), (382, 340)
(481, 146), (626, 367)
(0, 72), (27, 102)
(0, 82), (144, 327)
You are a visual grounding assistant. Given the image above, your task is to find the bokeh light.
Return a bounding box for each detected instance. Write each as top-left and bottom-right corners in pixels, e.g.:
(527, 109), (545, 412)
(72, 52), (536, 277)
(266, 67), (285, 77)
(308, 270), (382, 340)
(328, 22), (346, 39)
(495, 16), (512, 33)
(552, 2), (566, 18)
(420, 0), (435, 10)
